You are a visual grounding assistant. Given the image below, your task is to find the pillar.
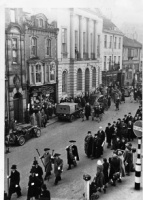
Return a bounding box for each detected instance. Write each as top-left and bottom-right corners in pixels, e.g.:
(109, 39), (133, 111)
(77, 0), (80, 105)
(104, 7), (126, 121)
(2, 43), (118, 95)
(79, 15), (83, 60)
(93, 20), (97, 59)
(87, 18), (90, 59)
(70, 12), (75, 59)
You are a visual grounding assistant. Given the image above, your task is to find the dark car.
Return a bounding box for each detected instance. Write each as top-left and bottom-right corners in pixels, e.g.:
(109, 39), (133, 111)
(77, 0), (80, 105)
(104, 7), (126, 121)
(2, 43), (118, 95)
(5, 124), (41, 146)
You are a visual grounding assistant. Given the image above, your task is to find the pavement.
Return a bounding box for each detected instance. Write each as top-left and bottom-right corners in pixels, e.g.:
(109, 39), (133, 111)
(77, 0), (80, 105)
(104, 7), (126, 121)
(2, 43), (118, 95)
(4, 98), (143, 200)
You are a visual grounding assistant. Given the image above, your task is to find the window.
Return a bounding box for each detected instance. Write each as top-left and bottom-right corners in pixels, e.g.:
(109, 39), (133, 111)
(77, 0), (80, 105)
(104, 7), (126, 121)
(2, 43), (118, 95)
(97, 35), (100, 57)
(114, 56), (116, 63)
(83, 32), (86, 53)
(46, 39), (51, 56)
(31, 65), (35, 84)
(35, 64), (42, 83)
(62, 71), (68, 93)
(109, 36), (112, 48)
(77, 69), (82, 90)
(62, 28), (67, 58)
(104, 35), (107, 48)
(10, 9), (15, 22)
(50, 62), (56, 82)
(134, 49), (138, 57)
(12, 38), (18, 63)
(39, 19), (43, 27)
(92, 68), (96, 87)
(119, 38), (121, 49)
(109, 56), (112, 70)
(104, 56), (106, 71)
(114, 37), (117, 49)
(31, 37), (37, 57)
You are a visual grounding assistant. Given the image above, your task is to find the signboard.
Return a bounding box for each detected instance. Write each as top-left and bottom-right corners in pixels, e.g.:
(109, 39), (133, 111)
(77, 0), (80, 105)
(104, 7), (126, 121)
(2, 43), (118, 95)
(133, 120), (142, 137)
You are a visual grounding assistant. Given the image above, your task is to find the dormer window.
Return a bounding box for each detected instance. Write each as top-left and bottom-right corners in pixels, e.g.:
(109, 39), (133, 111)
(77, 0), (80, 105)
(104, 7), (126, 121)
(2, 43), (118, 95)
(39, 19), (43, 27)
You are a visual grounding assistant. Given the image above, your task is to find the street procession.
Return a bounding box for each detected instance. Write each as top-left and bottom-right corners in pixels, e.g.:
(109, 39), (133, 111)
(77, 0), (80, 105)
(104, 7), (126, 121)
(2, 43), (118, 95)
(4, 4), (143, 200)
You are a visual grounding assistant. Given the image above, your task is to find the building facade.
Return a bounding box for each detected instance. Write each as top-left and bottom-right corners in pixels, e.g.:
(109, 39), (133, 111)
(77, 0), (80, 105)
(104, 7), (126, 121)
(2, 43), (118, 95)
(5, 8), (27, 123)
(52, 8), (103, 102)
(101, 17), (124, 86)
(24, 12), (59, 109)
(122, 36), (142, 86)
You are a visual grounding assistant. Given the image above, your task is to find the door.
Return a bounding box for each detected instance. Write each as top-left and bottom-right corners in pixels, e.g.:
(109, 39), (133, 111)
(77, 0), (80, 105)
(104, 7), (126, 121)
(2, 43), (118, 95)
(85, 68), (90, 93)
(13, 92), (23, 123)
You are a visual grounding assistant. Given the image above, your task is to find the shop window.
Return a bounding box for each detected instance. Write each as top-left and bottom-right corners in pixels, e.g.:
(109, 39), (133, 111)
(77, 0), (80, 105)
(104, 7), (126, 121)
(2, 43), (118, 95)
(31, 37), (37, 57)
(50, 62), (56, 82)
(46, 39), (51, 56)
(35, 64), (42, 83)
(12, 38), (18, 63)
(77, 68), (82, 90)
(62, 70), (68, 93)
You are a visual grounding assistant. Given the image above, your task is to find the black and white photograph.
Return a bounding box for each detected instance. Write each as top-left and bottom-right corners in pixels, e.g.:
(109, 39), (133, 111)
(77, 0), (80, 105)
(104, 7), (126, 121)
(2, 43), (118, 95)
(2, 0), (143, 199)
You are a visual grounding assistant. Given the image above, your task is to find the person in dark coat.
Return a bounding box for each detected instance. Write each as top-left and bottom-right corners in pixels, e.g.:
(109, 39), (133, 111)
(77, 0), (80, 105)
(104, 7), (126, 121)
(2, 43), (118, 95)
(120, 137), (127, 150)
(91, 133), (102, 159)
(105, 123), (112, 148)
(53, 153), (63, 185)
(39, 184), (50, 200)
(66, 140), (79, 170)
(107, 95), (111, 108)
(115, 96), (120, 110)
(40, 148), (52, 180)
(109, 152), (121, 186)
(121, 120), (128, 139)
(116, 118), (122, 138)
(8, 165), (22, 200)
(32, 160), (43, 186)
(84, 131), (93, 158)
(113, 137), (121, 150)
(36, 110), (42, 128)
(127, 112), (133, 123)
(103, 158), (109, 186)
(123, 114), (128, 125)
(123, 144), (133, 176)
(97, 127), (105, 155)
(127, 120), (134, 141)
(85, 102), (91, 120)
(27, 167), (41, 200)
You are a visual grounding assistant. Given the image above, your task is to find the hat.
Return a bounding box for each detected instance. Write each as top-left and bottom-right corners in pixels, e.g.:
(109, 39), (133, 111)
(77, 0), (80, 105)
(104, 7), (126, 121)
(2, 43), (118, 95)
(118, 118), (121, 121)
(108, 123), (111, 126)
(99, 126), (102, 129)
(11, 165), (17, 169)
(113, 121), (116, 123)
(118, 151), (123, 156)
(33, 160), (38, 165)
(94, 133), (98, 136)
(69, 140), (76, 143)
(44, 148), (50, 151)
(88, 131), (91, 134)
(54, 153), (61, 157)
(124, 114), (127, 117)
(128, 112), (131, 114)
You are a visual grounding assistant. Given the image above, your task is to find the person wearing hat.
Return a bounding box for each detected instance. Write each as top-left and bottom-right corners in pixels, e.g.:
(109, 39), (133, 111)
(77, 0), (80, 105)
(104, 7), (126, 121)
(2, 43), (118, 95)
(116, 118), (122, 139)
(85, 102), (91, 120)
(36, 110), (42, 128)
(127, 119), (134, 141)
(40, 148), (52, 181)
(27, 167), (41, 200)
(53, 153), (63, 185)
(123, 115), (128, 125)
(105, 123), (112, 148)
(8, 165), (22, 200)
(127, 113), (133, 123)
(97, 127), (105, 155)
(66, 140), (79, 170)
(120, 137), (127, 150)
(135, 105), (142, 116)
(91, 133), (101, 159)
(84, 131), (93, 158)
(121, 120), (128, 139)
(103, 158), (109, 186)
(123, 144), (133, 176)
(39, 184), (51, 200)
(115, 95), (120, 110)
(32, 160), (43, 185)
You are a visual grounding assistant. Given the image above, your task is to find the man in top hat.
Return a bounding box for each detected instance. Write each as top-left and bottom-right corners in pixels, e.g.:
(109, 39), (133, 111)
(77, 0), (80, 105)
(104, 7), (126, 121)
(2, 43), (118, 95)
(84, 131), (93, 158)
(8, 165), (22, 200)
(53, 153), (63, 185)
(40, 148), (52, 180)
(27, 167), (41, 200)
(66, 140), (79, 170)
(39, 184), (50, 200)
(105, 123), (112, 148)
(32, 160), (43, 185)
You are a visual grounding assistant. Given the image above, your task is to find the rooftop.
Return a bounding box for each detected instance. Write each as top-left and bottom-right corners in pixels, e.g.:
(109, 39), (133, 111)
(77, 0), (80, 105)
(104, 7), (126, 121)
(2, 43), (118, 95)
(123, 36), (142, 48)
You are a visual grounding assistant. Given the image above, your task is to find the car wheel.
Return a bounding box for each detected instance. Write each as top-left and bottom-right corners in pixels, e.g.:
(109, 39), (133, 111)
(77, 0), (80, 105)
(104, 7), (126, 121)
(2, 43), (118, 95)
(18, 136), (25, 146)
(35, 128), (41, 137)
(70, 115), (74, 122)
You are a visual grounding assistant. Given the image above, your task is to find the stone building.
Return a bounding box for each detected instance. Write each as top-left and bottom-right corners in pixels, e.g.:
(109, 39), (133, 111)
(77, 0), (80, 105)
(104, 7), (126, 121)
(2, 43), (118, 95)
(24, 12), (59, 108)
(5, 8), (26, 123)
(51, 8), (103, 102)
(122, 36), (142, 86)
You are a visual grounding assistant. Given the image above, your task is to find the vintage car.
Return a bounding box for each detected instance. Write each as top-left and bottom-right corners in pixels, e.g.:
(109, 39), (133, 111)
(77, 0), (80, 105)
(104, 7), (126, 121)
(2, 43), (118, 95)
(5, 124), (41, 146)
(56, 102), (83, 122)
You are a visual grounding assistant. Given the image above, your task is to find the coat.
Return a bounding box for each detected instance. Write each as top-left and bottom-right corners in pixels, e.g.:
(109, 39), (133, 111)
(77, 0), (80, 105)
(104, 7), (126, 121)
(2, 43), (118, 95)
(84, 135), (93, 157)
(9, 170), (21, 194)
(92, 136), (102, 158)
(85, 105), (91, 117)
(103, 162), (109, 184)
(105, 126), (112, 143)
(41, 153), (52, 173)
(94, 171), (104, 188)
(109, 156), (121, 179)
(54, 157), (63, 177)
(27, 175), (41, 197)
(36, 112), (42, 127)
(32, 165), (43, 180)
(30, 114), (36, 126)
(66, 145), (79, 165)
(39, 190), (50, 200)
